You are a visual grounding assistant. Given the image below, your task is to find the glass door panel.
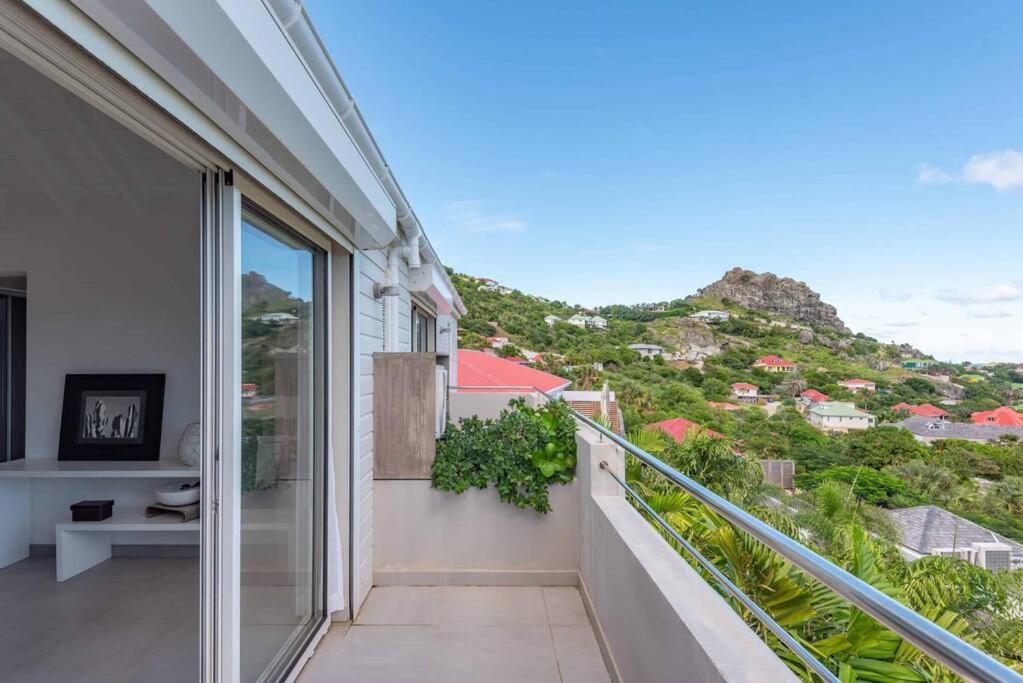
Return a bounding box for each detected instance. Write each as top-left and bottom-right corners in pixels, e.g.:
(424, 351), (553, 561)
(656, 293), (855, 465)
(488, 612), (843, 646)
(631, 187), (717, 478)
(239, 205), (325, 681)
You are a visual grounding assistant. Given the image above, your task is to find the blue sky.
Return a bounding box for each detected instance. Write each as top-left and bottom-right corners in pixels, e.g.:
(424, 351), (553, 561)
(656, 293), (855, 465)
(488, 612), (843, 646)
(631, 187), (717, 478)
(306, 1), (1023, 362)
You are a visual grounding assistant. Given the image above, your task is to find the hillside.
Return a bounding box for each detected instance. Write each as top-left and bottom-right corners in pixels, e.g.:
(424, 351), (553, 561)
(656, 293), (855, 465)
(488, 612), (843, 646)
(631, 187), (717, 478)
(450, 268), (1023, 543)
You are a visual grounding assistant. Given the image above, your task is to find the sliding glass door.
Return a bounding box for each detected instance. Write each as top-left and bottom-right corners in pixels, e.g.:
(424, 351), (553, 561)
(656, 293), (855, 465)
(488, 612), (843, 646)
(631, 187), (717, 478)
(238, 204), (326, 681)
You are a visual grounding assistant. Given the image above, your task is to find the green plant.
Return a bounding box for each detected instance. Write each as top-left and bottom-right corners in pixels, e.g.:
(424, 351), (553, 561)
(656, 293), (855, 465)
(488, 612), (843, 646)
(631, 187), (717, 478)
(432, 398), (577, 513)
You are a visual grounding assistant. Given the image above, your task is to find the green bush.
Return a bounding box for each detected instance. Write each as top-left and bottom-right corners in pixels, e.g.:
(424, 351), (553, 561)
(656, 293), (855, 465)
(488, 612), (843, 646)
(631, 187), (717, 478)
(432, 398), (577, 514)
(795, 465), (908, 506)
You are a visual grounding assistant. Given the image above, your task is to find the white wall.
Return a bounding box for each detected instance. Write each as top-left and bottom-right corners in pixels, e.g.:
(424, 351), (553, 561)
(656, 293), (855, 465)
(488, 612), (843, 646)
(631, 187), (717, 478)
(1, 177), (199, 544)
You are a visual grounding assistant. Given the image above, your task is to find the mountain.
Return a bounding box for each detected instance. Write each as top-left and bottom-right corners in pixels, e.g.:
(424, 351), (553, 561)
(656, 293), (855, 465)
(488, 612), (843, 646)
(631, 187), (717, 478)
(242, 271), (296, 309)
(696, 268), (850, 333)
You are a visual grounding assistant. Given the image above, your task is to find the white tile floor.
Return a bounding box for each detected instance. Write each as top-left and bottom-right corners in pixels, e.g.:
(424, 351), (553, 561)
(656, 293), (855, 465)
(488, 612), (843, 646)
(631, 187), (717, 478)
(0, 557), (200, 683)
(299, 586), (612, 683)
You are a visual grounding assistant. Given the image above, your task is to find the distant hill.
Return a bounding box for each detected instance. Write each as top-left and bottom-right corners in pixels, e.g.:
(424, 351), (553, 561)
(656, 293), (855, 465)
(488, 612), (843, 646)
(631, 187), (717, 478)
(696, 268), (850, 333)
(242, 271), (296, 310)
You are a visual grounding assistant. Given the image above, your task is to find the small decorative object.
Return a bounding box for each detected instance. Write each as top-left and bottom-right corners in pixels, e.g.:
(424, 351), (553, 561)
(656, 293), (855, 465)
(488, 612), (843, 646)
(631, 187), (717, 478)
(178, 422), (201, 467)
(70, 500), (114, 522)
(145, 502), (199, 522)
(58, 374), (165, 461)
(154, 480), (200, 507)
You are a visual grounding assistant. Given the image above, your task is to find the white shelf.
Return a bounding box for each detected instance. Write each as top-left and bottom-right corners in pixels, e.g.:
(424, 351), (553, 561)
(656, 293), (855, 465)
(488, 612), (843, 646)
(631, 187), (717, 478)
(0, 458), (200, 479)
(57, 507), (200, 532)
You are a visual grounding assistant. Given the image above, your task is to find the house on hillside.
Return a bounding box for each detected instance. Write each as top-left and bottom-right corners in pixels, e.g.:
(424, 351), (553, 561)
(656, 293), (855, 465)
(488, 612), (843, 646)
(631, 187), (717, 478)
(479, 278), (501, 291)
(972, 406), (1023, 427)
(544, 315), (561, 326)
(800, 389), (830, 406)
(838, 378), (876, 393)
(256, 311), (299, 325)
(887, 506), (1022, 569)
(731, 382), (759, 401)
(897, 415), (1023, 444)
(809, 402), (875, 433)
(647, 417), (725, 442)
(892, 403), (948, 420)
(487, 336), (509, 349)
(901, 359), (934, 370)
(690, 310), (730, 323)
(567, 314), (590, 328)
(629, 343), (665, 359)
(752, 355), (796, 373)
(589, 315), (608, 330)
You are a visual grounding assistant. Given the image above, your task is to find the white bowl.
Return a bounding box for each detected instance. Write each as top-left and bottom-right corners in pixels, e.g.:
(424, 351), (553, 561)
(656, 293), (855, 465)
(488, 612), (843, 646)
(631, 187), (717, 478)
(155, 481), (200, 506)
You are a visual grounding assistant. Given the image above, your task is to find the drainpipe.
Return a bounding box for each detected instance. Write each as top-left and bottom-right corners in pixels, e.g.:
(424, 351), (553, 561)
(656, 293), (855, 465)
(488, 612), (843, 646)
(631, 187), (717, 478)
(382, 224), (421, 351)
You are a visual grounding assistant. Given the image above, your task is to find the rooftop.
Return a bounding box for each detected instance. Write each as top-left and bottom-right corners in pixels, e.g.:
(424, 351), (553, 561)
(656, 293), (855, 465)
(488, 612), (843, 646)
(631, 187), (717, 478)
(754, 354), (795, 366)
(887, 505), (1023, 560)
(892, 403), (949, 418)
(456, 350), (570, 394)
(810, 402), (871, 418)
(647, 417), (725, 442)
(898, 415), (1023, 441)
(971, 406), (1023, 427)
(801, 389), (830, 402)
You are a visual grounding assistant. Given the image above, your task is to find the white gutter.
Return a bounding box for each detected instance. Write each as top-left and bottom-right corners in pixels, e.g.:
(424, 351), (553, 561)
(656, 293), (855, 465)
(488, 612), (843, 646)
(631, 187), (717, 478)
(266, 0), (465, 317)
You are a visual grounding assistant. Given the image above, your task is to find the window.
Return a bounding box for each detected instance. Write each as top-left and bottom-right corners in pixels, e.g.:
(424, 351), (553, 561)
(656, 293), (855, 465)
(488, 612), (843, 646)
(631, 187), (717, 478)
(412, 304), (433, 353)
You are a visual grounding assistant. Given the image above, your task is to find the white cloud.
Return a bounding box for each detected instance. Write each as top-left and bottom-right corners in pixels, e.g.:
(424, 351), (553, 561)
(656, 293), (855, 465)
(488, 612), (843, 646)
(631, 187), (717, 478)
(917, 164), (953, 185)
(878, 287), (913, 302)
(935, 283), (1023, 305)
(443, 200), (527, 234)
(884, 320), (919, 328)
(968, 309), (1014, 319)
(918, 149), (1023, 190)
(963, 150), (1023, 190)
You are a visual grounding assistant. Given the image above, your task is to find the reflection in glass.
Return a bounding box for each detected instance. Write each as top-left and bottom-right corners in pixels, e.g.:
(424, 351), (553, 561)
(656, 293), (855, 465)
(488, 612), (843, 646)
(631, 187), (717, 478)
(239, 210), (324, 681)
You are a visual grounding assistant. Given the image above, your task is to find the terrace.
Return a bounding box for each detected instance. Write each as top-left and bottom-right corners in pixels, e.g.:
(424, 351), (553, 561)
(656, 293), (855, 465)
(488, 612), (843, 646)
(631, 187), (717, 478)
(298, 388), (1019, 683)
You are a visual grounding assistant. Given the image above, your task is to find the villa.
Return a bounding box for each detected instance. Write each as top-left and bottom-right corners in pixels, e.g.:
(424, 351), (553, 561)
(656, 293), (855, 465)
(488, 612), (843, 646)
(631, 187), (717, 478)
(800, 389), (831, 405)
(648, 417), (725, 442)
(543, 314), (561, 326)
(809, 402), (876, 433)
(690, 309), (730, 323)
(629, 342), (666, 358)
(753, 354), (796, 373)
(892, 403), (949, 420)
(901, 359), (935, 370)
(731, 382), (760, 400)
(971, 406), (1023, 427)
(838, 378), (876, 393)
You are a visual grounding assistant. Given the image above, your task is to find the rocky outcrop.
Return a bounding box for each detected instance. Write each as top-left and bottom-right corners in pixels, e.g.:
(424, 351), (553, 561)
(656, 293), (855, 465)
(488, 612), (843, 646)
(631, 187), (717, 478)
(696, 268), (850, 333)
(656, 319), (724, 361)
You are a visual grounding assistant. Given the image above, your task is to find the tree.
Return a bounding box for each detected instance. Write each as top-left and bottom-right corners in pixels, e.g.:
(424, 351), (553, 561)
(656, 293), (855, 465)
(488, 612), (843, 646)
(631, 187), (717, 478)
(841, 426), (927, 469)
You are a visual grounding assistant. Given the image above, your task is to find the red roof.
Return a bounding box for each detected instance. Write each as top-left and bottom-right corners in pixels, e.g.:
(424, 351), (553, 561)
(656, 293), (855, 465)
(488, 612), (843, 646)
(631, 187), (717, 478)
(893, 403), (949, 418)
(971, 406), (1023, 427)
(708, 401), (742, 411)
(754, 355), (795, 367)
(647, 417), (725, 442)
(731, 382), (758, 390)
(456, 350), (570, 394)
(801, 389), (830, 402)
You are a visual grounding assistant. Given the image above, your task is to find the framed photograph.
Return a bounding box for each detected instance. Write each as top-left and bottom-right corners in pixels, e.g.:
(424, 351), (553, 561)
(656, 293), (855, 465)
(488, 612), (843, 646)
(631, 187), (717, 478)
(59, 374), (165, 461)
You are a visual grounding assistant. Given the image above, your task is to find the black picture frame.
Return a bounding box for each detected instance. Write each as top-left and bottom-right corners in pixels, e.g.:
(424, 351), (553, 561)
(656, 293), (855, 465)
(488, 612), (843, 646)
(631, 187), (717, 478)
(58, 374), (165, 461)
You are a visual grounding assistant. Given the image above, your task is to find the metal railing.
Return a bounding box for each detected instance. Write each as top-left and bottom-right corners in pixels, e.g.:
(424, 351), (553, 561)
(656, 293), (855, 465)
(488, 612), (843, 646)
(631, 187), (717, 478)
(560, 400), (1022, 683)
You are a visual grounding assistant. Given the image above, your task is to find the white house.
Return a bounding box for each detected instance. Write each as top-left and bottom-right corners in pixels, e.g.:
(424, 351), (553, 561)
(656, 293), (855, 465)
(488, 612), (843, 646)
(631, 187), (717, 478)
(544, 314), (561, 326)
(589, 315), (609, 330)
(256, 311), (299, 325)
(809, 402), (876, 432)
(567, 314), (590, 327)
(731, 382), (759, 399)
(838, 378), (876, 393)
(629, 343), (665, 359)
(690, 310), (730, 323)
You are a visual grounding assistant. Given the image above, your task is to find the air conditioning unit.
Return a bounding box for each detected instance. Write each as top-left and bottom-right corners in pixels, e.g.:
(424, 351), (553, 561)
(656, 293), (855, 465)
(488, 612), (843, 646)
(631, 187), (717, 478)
(435, 365), (448, 438)
(972, 543), (1013, 570)
(930, 547), (975, 563)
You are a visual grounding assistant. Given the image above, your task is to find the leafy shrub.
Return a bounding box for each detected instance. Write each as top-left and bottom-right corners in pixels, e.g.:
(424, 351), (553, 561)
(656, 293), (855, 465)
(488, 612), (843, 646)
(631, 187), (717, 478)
(795, 465), (908, 506)
(432, 399), (577, 514)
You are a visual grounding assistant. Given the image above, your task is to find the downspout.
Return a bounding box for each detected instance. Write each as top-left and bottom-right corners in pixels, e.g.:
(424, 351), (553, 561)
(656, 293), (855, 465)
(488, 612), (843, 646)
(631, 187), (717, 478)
(382, 223), (421, 351)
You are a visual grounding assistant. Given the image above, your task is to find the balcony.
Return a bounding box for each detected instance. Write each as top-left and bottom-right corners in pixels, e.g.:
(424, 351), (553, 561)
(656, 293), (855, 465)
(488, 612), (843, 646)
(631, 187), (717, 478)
(300, 389), (1019, 683)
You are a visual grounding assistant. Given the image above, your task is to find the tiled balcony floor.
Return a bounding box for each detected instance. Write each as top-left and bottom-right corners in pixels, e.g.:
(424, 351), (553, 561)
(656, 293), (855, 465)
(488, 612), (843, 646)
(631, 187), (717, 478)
(299, 586), (612, 682)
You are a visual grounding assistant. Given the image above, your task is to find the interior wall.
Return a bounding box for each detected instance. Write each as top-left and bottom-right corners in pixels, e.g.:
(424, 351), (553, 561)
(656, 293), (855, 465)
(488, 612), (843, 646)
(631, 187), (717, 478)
(0, 191), (200, 464)
(0, 154), (199, 544)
